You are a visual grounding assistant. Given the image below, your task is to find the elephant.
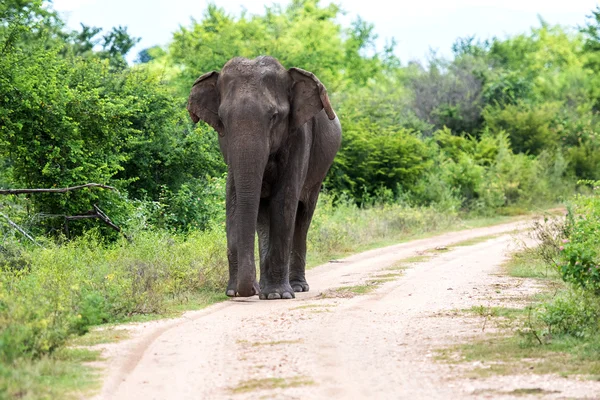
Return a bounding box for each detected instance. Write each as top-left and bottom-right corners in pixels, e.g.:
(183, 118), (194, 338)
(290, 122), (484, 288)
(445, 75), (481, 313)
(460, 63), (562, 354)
(187, 56), (341, 300)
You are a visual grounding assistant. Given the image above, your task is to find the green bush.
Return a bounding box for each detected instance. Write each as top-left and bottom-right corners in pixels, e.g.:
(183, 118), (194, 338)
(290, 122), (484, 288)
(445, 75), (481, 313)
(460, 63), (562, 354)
(483, 102), (561, 155)
(411, 129), (568, 212)
(0, 229), (228, 362)
(537, 289), (600, 337)
(326, 122), (432, 202)
(308, 193), (460, 259)
(559, 182), (600, 293)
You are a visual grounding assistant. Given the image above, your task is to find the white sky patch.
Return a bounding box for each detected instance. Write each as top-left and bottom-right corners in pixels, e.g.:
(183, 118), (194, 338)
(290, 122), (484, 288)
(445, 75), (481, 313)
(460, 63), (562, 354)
(50, 0), (600, 65)
(52, 0), (97, 12)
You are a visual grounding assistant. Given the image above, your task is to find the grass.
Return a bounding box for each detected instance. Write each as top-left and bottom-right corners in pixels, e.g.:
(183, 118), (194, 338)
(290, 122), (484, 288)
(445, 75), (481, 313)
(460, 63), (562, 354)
(68, 328), (131, 347)
(450, 233), (504, 247)
(439, 334), (600, 379)
(373, 272), (403, 279)
(440, 243), (600, 381)
(502, 248), (560, 279)
(336, 283), (379, 295)
(319, 282), (382, 298)
(101, 289), (228, 325)
(466, 305), (527, 320)
(168, 290), (229, 313)
(385, 255), (432, 272)
(231, 376), (314, 394)
(292, 303), (333, 310)
(0, 204), (555, 399)
(472, 388), (560, 396)
(0, 348), (102, 400)
(388, 255), (431, 270)
(305, 207), (535, 269)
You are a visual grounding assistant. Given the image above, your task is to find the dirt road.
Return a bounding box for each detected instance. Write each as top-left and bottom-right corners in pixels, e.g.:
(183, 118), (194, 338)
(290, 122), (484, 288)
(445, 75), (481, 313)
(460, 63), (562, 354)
(91, 220), (600, 399)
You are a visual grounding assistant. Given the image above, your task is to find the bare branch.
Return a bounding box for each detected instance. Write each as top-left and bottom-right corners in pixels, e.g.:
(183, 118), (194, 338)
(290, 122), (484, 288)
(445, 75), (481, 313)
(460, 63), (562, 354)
(63, 205), (132, 242)
(0, 212), (42, 247)
(0, 183), (117, 195)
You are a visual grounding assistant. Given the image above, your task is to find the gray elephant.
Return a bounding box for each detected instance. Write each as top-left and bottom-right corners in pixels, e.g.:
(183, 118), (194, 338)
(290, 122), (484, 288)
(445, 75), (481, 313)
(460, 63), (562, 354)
(187, 56), (341, 300)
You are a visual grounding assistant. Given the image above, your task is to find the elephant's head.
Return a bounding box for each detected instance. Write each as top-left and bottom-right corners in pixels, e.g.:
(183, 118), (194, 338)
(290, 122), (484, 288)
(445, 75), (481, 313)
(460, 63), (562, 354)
(187, 56), (335, 151)
(187, 56), (335, 297)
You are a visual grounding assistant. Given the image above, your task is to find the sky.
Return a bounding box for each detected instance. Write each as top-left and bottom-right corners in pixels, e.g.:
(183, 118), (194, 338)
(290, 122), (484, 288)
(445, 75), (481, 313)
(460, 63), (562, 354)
(51, 0), (600, 64)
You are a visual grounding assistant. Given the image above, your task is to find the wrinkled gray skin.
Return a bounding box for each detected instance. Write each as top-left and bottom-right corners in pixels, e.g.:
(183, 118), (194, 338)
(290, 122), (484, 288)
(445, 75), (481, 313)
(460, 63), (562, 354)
(187, 56), (341, 300)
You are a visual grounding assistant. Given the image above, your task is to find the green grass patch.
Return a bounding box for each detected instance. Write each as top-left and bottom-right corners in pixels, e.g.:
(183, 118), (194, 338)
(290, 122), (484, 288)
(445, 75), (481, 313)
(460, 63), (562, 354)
(340, 283), (379, 295)
(168, 289), (229, 313)
(291, 303), (332, 310)
(503, 248), (560, 279)
(440, 334), (600, 379)
(331, 283), (380, 296)
(0, 348), (102, 400)
(373, 272), (403, 279)
(367, 278), (396, 285)
(398, 255), (432, 264)
(305, 208), (530, 269)
(465, 305), (527, 320)
(451, 233), (503, 247)
(231, 376), (314, 393)
(472, 388), (560, 396)
(68, 328), (130, 347)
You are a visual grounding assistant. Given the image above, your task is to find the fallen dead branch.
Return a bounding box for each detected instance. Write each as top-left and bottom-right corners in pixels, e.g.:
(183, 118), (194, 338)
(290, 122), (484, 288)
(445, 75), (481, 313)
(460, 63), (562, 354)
(0, 183), (116, 195)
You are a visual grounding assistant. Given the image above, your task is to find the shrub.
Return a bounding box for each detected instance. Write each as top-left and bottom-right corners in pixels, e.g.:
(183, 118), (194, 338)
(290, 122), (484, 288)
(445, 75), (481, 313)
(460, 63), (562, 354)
(308, 193), (460, 259)
(559, 182), (600, 294)
(537, 289), (600, 338)
(0, 229), (228, 362)
(483, 102), (561, 155)
(326, 122), (432, 202)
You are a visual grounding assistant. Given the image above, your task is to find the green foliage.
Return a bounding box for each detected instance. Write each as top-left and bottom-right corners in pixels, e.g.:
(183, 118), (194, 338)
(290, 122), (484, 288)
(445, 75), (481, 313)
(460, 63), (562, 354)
(168, 0), (389, 96)
(0, 17), (146, 233)
(0, 229), (228, 362)
(559, 182), (600, 293)
(154, 175), (226, 232)
(410, 56), (486, 134)
(537, 289), (600, 337)
(327, 122), (431, 201)
(483, 102), (561, 155)
(4, 1), (600, 391)
(307, 193), (460, 260)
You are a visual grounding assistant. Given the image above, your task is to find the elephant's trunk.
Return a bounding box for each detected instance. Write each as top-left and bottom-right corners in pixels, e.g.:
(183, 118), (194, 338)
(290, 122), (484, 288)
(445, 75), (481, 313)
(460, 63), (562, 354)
(229, 134), (268, 297)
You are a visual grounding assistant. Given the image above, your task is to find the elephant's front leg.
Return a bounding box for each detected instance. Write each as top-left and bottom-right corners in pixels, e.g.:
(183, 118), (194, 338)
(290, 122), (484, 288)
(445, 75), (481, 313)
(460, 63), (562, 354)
(259, 183), (300, 300)
(225, 173), (239, 297)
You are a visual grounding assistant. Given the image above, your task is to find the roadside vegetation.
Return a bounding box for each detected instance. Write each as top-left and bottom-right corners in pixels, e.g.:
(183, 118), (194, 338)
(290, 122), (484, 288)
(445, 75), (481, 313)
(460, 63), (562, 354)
(2, 0), (600, 397)
(442, 181), (600, 380)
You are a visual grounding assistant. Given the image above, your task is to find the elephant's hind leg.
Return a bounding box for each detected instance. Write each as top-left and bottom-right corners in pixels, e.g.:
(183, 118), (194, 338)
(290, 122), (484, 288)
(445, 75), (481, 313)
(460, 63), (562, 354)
(257, 199), (270, 292)
(289, 195), (318, 292)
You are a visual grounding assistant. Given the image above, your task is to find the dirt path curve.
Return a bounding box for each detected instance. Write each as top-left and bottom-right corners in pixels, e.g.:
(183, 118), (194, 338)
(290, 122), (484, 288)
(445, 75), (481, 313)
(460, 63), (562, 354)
(91, 220), (600, 400)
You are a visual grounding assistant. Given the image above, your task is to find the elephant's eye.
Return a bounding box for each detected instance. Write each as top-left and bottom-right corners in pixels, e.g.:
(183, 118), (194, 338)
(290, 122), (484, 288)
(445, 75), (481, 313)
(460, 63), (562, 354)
(270, 112), (278, 123)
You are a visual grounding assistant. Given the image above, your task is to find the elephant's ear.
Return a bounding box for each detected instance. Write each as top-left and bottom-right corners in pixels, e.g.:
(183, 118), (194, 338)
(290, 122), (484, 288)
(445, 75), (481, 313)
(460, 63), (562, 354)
(187, 71), (224, 134)
(289, 68), (336, 129)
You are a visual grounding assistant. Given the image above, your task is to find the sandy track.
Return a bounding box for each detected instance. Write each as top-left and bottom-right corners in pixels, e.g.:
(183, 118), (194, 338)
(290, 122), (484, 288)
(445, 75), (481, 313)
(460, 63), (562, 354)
(91, 220), (600, 400)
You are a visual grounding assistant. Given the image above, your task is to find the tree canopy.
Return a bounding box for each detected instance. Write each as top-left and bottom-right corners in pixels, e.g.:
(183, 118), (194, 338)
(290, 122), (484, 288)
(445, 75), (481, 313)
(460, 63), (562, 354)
(2, 0), (600, 233)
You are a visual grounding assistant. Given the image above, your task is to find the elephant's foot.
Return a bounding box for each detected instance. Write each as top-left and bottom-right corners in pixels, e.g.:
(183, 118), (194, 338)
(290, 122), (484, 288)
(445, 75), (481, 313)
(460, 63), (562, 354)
(226, 280), (260, 297)
(290, 279), (310, 293)
(259, 283), (295, 300)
